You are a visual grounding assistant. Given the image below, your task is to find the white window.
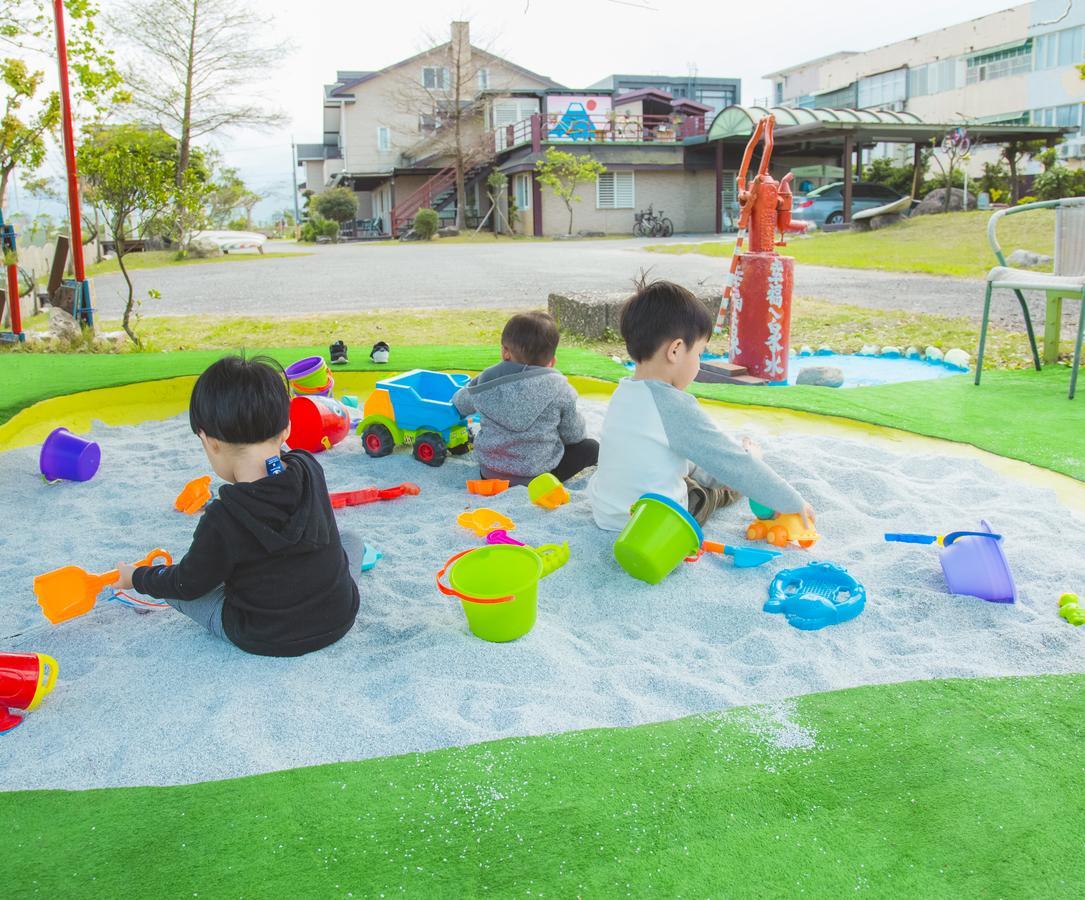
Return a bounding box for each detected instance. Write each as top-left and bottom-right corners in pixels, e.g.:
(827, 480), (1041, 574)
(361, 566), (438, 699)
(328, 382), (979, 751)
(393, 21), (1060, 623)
(966, 42), (1032, 84)
(477, 68), (490, 91)
(376, 126), (390, 152)
(857, 68), (906, 109)
(596, 171), (634, 209)
(422, 66), (450, 90)
(514, 174), (531, 209)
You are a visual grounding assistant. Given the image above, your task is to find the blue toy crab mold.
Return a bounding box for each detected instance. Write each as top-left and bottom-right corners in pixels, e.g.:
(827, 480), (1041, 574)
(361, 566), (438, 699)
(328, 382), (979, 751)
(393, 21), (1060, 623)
(764, 561), (866, 631)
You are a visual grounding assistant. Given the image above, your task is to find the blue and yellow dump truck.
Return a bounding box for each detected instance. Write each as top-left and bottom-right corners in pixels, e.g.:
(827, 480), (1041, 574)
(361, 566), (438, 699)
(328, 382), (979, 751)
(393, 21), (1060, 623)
(358, 369), (473, 467)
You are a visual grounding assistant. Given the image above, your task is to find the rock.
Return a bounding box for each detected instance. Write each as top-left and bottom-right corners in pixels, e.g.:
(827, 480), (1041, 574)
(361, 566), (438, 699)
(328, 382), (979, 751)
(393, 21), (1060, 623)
(905, 346), (921, 359)
(799, 345), (814, 357)
(913, 188), (978, 216)
(577, 230), (606, 238)
(868, 213), (904, 231)
(188, 237), (223, 259)
(944, 348), (971, 370)
(399, 229), (421, 242)
(548, 288), (719, 340)
(796, 366), (845, 388)
(1007, 249), (1053, 268)
(859, 344), (879, 357)
(815, 344), (834, 356)
(925, 346), (944, 362)
(880, 346), (902, 358)
(437, 226), (460, 238)
(47, 307), (82, 342)
(93, 331), (128, 350)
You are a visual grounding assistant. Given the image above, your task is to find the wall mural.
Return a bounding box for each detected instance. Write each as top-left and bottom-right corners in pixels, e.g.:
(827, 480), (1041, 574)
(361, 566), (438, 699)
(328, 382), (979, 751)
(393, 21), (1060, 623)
(545, 95), (612, 141)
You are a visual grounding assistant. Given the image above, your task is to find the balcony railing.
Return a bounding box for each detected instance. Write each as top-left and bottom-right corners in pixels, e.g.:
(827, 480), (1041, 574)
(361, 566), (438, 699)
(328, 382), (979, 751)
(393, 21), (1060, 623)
(495, 113), (706, 153)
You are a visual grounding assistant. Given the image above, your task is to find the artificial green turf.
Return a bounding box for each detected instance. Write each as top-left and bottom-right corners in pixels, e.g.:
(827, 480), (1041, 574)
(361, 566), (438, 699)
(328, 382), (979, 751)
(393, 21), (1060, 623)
(2, 347), (1083, 481)
(3, 675), (1082, 897)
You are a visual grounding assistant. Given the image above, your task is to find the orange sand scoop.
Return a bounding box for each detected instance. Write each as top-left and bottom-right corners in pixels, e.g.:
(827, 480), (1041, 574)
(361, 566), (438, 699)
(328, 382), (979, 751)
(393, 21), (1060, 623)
(174, 475), (213, 514)
(466, 479), (510, 497)
(34, 549), (173, 625)
(457, 508), (515, 538)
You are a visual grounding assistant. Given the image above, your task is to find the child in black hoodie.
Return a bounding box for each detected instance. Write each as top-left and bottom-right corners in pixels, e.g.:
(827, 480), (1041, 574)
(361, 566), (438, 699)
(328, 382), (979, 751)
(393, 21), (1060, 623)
(114, 356), (359, 657)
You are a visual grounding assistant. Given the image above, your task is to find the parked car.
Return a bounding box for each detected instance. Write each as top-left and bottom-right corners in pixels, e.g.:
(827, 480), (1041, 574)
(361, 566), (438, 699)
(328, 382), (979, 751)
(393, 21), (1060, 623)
(793, 182), (907, 227)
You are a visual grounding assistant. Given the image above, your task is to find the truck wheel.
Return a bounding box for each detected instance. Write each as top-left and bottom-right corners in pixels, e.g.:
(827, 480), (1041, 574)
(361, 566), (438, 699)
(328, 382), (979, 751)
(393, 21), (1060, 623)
(413, 433), (447, 467)
(362, 423), (395, 457)
(449, 442), (472, 456)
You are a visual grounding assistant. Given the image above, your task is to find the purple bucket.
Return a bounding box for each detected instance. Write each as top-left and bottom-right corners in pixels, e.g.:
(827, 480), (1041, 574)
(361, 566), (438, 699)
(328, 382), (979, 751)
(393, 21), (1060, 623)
(39, 427), (101, 483)
(285, 356), (325, 381)
(938, 519), (1017, 604)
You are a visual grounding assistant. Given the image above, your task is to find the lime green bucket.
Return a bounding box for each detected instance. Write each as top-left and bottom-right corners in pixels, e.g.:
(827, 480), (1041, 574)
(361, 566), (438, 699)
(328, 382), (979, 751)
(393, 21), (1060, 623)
(614, 493), (704, 584)
(436, 543), (569, 642)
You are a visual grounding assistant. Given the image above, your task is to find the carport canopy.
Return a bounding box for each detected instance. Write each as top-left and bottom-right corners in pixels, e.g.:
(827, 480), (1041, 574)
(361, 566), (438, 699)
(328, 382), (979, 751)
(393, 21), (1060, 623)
(704, 105), (1073, 225)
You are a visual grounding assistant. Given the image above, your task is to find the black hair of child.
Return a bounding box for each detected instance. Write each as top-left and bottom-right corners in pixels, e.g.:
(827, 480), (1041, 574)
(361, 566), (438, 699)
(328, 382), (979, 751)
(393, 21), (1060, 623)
(619, 279), (714, 362)
(501, 311), (560, 367)
(189, 355), (290, 444)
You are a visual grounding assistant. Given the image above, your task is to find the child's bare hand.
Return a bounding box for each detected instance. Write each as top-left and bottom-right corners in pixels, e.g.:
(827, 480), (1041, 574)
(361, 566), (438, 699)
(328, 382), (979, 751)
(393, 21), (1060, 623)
(114, 564), (136, 591)
(801, 503), (817, 530)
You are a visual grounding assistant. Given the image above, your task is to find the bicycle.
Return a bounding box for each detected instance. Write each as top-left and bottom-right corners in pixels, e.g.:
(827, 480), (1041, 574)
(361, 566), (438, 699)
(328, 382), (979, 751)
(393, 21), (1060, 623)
(632, 204), (673, 238)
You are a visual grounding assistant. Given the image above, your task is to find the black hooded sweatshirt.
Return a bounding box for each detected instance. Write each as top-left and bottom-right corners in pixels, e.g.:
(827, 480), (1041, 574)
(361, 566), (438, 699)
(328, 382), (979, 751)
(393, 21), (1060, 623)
(133, 450), (359, 656)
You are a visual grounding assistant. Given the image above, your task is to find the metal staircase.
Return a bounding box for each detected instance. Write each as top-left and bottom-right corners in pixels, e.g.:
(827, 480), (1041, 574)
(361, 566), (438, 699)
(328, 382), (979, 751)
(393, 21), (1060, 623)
(390, 161), (489, 235)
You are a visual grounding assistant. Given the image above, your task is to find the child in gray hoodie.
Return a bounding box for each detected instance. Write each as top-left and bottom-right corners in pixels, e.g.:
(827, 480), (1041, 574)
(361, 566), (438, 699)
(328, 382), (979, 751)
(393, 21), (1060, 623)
(453, 312), (598, 486)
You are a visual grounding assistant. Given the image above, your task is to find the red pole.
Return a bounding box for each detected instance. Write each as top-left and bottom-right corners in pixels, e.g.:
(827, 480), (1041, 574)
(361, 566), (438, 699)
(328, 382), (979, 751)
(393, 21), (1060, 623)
(53, 0), (86, 282)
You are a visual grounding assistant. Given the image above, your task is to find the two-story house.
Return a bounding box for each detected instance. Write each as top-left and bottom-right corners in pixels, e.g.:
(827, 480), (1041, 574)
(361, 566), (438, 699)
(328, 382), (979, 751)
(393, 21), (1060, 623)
(296, 22), (563, 236)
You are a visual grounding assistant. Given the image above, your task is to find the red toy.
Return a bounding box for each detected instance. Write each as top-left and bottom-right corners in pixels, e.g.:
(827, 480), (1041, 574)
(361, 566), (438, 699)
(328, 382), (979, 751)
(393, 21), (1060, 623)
(1, 651), (59, 734)
(329, 482), (420, 509)
(286, 395), (351, 454)
(719, 115), (807, 384)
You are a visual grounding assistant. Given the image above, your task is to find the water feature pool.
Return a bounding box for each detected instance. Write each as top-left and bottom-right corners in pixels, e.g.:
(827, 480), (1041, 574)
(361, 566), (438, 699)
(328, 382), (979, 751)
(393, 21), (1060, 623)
(623, 352), (969, 388)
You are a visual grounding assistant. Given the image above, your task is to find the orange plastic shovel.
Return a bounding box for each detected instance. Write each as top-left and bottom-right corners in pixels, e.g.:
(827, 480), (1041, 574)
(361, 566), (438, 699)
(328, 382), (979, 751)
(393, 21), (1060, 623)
(33, 548), (173, 624)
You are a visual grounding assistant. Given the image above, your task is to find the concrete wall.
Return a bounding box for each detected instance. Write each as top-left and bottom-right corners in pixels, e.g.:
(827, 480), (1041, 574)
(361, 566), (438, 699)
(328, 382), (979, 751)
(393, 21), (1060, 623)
(816, 6), (1029, 94)
(538, 169), (716, 236)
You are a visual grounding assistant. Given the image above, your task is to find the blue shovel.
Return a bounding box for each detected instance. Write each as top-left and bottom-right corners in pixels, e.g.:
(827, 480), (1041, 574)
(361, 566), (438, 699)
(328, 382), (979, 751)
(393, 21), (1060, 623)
(885, 530), (1002, 547)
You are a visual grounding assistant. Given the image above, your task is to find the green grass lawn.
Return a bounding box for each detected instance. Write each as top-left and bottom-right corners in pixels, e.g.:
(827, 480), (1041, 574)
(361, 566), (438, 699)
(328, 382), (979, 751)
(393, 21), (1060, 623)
(4, 675), (1082, 897)
(85, 247), (310, 277)
(648, 209), (1057, 279)
(8, 299), (1041, 369)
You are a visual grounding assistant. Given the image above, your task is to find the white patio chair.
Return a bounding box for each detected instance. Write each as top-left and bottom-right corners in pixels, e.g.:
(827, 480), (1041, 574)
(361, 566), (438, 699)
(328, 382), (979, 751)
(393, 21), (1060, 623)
(975, 197), (1085, 399)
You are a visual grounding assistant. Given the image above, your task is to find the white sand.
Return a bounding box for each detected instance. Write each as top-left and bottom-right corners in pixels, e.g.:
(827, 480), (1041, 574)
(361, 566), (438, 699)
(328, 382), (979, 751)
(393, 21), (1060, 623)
(1, 401), (1083, 791)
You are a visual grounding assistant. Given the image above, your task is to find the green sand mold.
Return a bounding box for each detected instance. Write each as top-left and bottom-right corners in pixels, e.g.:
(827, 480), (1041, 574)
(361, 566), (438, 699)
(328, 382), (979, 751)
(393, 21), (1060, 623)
(1, 348), (1082, 481)
(3, 675), (1083, 897)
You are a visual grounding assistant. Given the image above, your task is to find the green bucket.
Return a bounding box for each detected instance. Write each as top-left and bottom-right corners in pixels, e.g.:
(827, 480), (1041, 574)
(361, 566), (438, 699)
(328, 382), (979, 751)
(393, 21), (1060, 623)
(437, 543), (569, 642)
(614, 493), (704, 584)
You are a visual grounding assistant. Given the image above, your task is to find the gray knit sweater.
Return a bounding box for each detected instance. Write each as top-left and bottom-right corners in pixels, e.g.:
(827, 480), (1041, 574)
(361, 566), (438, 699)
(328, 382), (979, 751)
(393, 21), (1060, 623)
(453, 361), (587, 483)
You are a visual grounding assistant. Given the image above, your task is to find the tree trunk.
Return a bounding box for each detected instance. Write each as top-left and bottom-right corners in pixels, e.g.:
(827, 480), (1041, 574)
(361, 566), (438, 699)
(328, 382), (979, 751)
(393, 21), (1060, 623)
(115, 250), (141, 347)
(565, 198), (573, 235)
(176, 0), (200, 187)
(0, 167), (11, 209)
(943, 165), (952, 213)
(1007, 151), (1020, 204)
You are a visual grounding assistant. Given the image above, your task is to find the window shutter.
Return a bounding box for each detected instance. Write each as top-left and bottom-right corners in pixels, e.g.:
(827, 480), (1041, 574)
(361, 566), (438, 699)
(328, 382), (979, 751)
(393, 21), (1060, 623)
(596, 173), (615, 208)
(614, 172), (634, 208)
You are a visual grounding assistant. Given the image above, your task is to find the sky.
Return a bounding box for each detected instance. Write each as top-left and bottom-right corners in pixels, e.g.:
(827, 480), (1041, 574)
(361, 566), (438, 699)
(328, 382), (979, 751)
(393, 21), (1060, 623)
(10, 0), (1024, 223)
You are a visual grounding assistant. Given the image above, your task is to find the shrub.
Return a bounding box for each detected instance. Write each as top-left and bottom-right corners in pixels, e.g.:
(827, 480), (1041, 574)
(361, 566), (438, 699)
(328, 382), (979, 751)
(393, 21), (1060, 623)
(321, 219), (340, 240)
(414, 208), (439, 240)
(1032, 164), (1085, 201)
(312, 186), (358, 226)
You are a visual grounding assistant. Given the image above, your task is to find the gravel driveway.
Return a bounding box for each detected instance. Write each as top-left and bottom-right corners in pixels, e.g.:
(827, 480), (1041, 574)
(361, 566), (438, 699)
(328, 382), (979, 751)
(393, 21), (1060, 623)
(90, 237), (1074, 335)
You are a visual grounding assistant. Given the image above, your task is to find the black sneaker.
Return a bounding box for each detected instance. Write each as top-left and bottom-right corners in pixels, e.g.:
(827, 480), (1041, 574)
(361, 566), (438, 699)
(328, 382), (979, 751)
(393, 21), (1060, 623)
(329, 340), (348, 365)
(370, 341), (390, 364)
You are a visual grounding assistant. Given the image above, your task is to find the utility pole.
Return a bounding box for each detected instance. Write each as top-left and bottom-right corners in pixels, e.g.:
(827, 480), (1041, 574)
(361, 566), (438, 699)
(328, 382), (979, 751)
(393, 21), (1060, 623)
(290, 138), (301, 231)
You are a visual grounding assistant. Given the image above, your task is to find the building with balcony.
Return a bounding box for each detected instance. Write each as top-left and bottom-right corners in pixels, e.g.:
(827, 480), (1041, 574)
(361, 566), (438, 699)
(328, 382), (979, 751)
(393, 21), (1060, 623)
(296, 23), (745, 237)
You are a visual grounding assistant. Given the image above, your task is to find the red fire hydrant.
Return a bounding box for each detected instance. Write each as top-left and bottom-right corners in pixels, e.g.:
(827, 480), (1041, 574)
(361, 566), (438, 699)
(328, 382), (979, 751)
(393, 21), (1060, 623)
(718, 115), (806, 383)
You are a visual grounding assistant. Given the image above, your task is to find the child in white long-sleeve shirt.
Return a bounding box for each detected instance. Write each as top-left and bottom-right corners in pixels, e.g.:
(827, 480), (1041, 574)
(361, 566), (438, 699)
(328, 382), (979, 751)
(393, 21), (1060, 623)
(587, 280), (815, 530)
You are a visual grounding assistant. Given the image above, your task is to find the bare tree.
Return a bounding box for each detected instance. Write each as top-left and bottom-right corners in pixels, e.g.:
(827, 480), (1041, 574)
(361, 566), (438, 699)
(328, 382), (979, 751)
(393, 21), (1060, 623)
(389, 22), (497, 230)
(109, 0), (289, 187)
